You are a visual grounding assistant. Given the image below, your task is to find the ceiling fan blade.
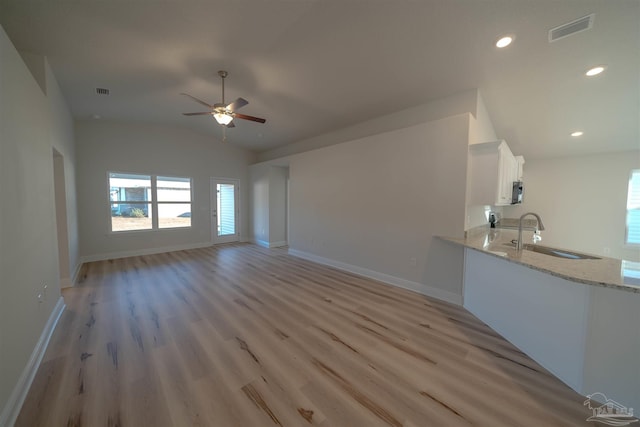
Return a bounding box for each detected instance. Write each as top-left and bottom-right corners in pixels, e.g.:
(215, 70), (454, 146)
(180, 93), (214, 109)
(234, 113), (266, 123)
(225, 121), (236, 128)
(227, 97), (248, 112)
(183, 112), (213, 116)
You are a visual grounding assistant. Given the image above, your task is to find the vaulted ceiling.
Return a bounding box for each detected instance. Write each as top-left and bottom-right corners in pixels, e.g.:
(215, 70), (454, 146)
(1, 0), (638, 159)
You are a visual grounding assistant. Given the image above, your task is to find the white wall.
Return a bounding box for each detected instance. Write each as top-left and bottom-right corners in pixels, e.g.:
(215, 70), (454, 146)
(288, 114), (470, 302)
(474, 91), (498, 144)
(257, 89), (480, 163)
(503, 151), (640, 260)
(0, 26), (78, 421)
(75, 121), (255, 260)
(583, 285), (640, 411)
(44, 57), (80, 284)
(464, 249), (590, 392)
(269, 167), (288, 246)
(249, 164), (289, 248)
(465, 112), (496, 231)
(464, 248), (640, 410)
(464, 94), (506, 231)
(250, 163), (270, 246)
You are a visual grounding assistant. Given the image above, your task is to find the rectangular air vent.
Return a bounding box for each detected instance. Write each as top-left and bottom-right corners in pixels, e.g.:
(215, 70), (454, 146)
(95, 87), (110, 95)
(549, 14), (594, 42)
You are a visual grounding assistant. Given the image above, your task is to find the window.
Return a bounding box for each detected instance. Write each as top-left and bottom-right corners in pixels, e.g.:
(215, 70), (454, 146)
(626, 170), (640, 245)
(109, 172), (192, 232)
(110, 173), (152, 232)
(157, 176), (192, 229)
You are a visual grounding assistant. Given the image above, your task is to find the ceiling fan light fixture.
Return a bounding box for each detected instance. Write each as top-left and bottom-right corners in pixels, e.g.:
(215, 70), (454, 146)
(181, 71), (265, 130)
(214, 112), (233, 125)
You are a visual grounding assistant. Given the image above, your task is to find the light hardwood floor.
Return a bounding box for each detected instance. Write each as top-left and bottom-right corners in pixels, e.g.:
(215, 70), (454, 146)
(16, 243), (601, 426)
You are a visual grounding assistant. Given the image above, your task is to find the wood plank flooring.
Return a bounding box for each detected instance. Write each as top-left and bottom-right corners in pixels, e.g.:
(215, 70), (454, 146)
(16, 243), (601, 426)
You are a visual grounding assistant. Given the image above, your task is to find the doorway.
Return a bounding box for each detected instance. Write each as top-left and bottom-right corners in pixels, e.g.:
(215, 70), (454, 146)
(53, 148), (71, 286)
(211, 178), (240, 244)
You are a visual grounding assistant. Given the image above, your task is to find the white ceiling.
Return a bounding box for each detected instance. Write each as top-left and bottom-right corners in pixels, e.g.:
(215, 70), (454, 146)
(1, 0), (638, 159)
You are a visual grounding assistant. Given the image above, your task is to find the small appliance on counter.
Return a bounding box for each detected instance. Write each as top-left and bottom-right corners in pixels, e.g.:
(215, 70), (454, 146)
(488, 211), (501, 228)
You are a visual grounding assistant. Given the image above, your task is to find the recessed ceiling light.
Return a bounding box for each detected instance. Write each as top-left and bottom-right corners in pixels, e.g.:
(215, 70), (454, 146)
(496, 35), (514, 48)
(585, 66), (606, 77)
(571, 131), (584, 137)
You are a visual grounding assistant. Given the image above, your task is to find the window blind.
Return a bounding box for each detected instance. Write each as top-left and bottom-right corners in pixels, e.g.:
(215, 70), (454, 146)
(627, 170), (640, 245)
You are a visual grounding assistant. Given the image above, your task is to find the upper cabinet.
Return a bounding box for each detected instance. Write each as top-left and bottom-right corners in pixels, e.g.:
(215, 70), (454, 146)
(514, 155), (525, 181)
(468, 140), (522, 206)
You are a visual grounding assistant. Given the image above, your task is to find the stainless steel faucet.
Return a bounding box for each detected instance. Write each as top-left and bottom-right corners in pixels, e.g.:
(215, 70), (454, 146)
(517, 212), (545, 251)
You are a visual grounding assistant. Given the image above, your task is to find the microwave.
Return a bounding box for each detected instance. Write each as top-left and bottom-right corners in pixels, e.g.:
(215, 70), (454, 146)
(512, 181), (524, 204)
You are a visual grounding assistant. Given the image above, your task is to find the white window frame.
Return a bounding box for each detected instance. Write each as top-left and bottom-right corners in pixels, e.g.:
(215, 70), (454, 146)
(108, 172), (193, 233)
(626, 169), (640, 246)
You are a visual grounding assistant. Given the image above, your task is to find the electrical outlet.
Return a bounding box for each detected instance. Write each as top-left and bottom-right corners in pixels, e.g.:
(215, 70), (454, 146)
(409, 257), (417, 267)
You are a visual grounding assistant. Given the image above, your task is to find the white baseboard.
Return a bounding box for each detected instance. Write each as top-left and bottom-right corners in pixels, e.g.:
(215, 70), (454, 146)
(80, 241), (213, 264)
(70, 260), (83, 286)
(269, 241), (288, 248)
(0, 297), (65, 427)
(254, 239), (270, 248)
(288, 249), (462, 305)
(60, 261), (82, 288)
(253, 239), (287, 248)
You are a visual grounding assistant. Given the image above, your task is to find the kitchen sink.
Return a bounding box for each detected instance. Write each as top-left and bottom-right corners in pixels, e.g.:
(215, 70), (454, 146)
(524, 244), (601, 260)
(504, 243), (601, 260)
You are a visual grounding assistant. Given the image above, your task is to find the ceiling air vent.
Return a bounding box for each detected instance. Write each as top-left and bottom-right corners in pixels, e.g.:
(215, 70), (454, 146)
(95, 87), (110, 95)
(549, 14), (594, 42)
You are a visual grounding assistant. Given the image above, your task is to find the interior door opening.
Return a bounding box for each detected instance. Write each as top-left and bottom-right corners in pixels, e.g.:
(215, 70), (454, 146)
(53, 148), (71, 286)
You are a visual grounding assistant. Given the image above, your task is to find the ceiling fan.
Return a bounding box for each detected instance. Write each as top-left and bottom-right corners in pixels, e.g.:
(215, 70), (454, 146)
(181, 70), (266, 129)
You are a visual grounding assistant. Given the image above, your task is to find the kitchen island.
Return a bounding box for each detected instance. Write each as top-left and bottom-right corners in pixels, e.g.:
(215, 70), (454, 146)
(442, 227), (639, 293)
(441, 228), (639, 414)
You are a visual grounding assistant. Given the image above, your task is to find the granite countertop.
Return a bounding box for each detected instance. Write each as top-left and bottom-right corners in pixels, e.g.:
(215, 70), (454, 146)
(440, 227), (640, 294)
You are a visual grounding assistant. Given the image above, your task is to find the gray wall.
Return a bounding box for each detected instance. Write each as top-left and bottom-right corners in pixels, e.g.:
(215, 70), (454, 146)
(287, 114), (470, 302)
(250, 91), (498, 303)
(269, 167), (288, 246)
(0, 27), (79, 419)
(75, 120), (255, 261)
(250, 163), (270, 245)
(249, 164), (289, 247)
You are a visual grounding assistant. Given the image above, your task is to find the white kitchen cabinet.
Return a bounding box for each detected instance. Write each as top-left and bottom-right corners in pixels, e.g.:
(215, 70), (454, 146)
(467, 140), (520, 206)
(514, 155), (525, 181)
